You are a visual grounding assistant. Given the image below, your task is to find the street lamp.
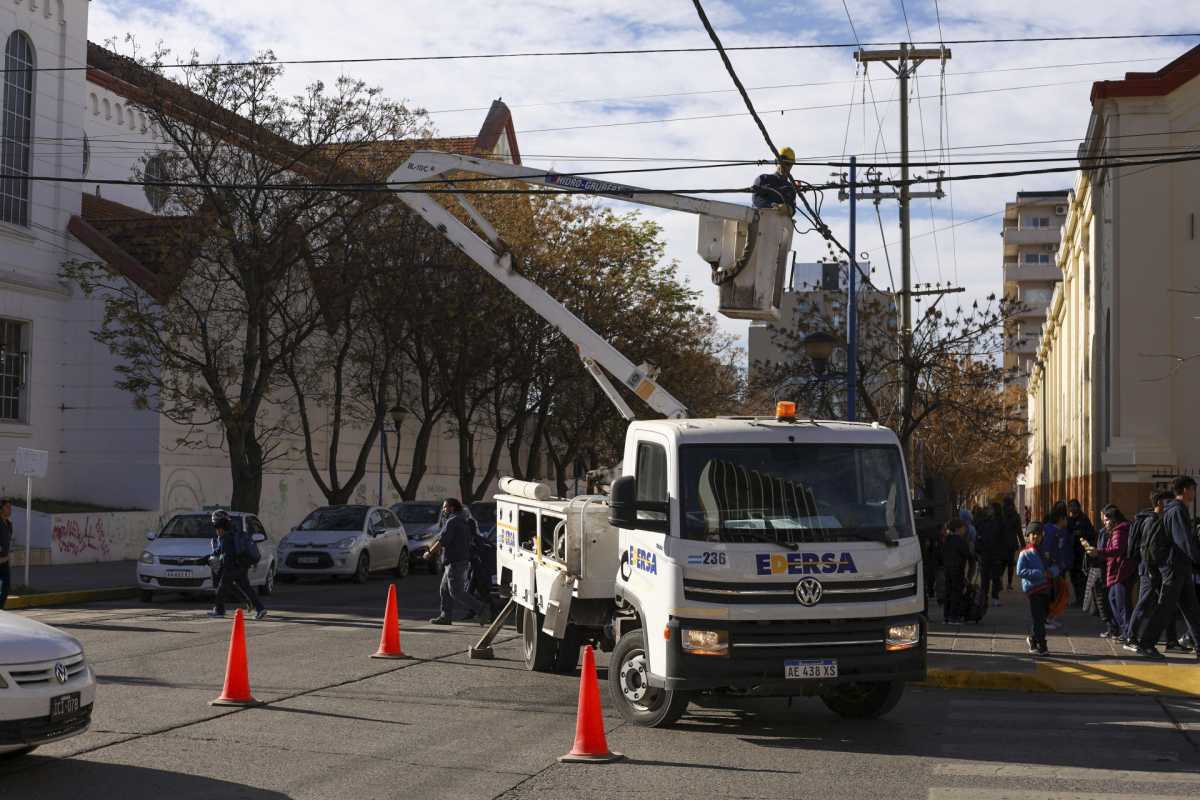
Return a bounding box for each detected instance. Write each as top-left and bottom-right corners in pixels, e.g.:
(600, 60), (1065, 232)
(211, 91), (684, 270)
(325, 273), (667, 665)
(802, 331), (839, 375)
(378, 404), (408, 506)
(801, 331), (844, 420)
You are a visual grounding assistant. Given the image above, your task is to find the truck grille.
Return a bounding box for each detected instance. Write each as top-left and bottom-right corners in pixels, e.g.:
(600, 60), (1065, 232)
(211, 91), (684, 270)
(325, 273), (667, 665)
(724, 618), (888, 652)
(683, 572), (917, 605)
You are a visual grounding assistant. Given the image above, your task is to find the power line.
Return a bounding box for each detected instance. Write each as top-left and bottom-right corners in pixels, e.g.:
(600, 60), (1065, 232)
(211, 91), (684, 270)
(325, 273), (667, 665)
(515, 77), (1103, 135)
(58, 31), (1200, 72)
(690, 0), (780, 159)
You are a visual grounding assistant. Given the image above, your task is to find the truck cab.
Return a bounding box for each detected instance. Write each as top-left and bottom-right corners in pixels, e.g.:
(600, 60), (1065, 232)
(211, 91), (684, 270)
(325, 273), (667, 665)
(496, 415), (926, 727)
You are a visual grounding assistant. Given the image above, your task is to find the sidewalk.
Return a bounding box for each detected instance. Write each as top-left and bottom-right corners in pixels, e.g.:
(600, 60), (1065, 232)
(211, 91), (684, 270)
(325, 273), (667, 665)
(926, 584), (1200, 696)
(3, 560), (138, 609)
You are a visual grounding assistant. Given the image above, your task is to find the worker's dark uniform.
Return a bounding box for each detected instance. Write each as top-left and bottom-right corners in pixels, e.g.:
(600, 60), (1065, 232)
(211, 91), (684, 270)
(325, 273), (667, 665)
(752, 172), (797, 213)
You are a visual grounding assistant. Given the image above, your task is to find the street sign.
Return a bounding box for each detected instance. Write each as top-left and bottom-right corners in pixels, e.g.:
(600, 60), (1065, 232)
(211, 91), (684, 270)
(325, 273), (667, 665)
(14, 447), (48, 478)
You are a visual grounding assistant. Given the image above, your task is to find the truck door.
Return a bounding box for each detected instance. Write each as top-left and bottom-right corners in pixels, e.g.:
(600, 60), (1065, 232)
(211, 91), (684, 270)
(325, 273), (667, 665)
(618, 434), (674, 612)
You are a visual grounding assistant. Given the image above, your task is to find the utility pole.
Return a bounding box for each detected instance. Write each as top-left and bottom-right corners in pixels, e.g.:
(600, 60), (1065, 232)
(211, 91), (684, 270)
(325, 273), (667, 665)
(853, 43), (950, 465)
(847, 156), (857, 422)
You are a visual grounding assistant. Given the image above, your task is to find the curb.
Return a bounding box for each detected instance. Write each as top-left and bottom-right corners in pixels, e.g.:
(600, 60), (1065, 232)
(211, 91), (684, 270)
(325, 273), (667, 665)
(6, 587), (138, 609)
(923, 662), (1200, 698)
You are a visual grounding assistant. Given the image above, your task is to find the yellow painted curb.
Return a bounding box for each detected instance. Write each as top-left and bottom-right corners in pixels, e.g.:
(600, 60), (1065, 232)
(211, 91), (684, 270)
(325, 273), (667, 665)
(923, 661), (1200, 697)
(6, 587), (138, 609)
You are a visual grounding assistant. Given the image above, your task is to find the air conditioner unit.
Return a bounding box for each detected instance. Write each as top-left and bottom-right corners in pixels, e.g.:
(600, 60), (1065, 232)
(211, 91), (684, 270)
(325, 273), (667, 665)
(1055, 205), (1067, 215)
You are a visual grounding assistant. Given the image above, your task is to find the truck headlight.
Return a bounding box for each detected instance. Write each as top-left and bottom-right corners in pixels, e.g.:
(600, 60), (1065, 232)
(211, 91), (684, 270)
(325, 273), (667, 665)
(681, 628), (729, 657)
(886, 622), (921, 651)
(139, 551), (156, 565)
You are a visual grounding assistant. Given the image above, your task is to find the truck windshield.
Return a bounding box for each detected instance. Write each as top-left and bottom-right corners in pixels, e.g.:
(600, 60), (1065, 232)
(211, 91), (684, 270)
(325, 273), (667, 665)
(679, 443), (912, 545)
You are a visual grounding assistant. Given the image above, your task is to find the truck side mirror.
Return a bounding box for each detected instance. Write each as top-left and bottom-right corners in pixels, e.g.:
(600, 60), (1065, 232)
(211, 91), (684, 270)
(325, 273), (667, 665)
(609, 475), (638, 529)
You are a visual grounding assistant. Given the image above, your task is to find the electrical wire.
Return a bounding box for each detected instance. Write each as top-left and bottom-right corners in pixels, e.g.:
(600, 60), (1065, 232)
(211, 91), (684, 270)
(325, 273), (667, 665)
(423, 56), (1167, 116)
(515, 77), (1101, 135)
(57, 31), (1200, 73)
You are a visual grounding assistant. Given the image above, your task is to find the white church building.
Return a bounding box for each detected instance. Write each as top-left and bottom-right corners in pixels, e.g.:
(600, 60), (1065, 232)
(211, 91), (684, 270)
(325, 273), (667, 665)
(0, 0), (522, 562)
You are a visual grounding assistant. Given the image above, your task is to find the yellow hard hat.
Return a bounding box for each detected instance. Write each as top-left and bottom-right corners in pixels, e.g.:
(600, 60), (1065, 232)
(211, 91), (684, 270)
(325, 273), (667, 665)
(779, 146), (796, 164)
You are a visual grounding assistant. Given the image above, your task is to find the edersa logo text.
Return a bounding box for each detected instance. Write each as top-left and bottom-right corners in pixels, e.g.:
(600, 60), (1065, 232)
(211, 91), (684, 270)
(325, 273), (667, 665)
(755, 552), (858, 575)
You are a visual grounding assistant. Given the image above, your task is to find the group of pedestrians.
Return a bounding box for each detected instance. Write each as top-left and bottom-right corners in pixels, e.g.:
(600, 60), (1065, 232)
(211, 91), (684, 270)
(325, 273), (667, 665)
(1016, 476), (1200, 660)
(929, 497), (1024, 624)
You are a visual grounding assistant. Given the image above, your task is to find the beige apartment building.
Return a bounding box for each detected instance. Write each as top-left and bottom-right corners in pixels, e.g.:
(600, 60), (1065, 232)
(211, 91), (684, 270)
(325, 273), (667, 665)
(1002, 190), (1070, 388)
(1025, 45), (1200, 520)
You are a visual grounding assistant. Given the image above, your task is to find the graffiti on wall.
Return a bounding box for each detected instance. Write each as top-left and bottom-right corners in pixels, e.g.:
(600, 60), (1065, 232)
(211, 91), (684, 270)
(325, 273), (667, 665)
(51, 517), (112, 560)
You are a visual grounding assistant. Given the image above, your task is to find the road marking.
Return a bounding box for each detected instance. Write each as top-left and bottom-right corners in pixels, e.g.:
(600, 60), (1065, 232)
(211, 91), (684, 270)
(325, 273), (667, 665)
(933, 763), (1200, 783)
(946, 712), (1176, 728)
(930, 791), (1192, 800)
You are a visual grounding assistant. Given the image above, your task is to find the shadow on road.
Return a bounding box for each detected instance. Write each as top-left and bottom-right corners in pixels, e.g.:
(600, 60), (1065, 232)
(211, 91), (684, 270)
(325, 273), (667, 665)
(0, 759), (293, 799)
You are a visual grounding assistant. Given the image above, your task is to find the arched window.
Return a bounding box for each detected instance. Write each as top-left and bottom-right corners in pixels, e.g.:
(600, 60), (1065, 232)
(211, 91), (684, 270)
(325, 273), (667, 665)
(0, 32), (34, 226)
(144, 152), (169, 211)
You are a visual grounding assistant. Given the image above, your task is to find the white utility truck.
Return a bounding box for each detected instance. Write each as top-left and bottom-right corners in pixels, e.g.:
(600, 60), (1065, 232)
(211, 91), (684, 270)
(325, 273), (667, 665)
(386, 154), (926, 726)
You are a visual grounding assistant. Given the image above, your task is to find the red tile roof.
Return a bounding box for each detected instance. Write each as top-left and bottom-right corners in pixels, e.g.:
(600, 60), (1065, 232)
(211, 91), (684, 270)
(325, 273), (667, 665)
(68, 195), (202, 302)
(1091, 45), (1200, 103)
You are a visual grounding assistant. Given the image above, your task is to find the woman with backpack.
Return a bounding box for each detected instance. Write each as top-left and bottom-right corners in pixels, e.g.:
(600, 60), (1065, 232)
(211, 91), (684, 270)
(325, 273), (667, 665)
(1084, 505), (1136, 640)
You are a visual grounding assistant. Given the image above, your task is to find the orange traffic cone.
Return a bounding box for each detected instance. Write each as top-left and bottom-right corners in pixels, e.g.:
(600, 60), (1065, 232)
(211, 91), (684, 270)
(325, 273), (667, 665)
(371, 583), (411, 659)
(210, 609), (261, 706)
(558, 645), (623, 763)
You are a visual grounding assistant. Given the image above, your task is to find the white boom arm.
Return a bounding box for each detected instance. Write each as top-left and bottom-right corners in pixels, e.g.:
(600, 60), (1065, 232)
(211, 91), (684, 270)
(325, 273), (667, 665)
(386, 152), (689, 419)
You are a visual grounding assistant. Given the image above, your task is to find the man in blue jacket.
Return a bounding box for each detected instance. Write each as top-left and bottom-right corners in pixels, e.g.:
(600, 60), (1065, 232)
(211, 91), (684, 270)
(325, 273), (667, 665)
(208, 509), (267, 621)
(1138, 476), (1200, 660)
(425, 498), (492, 626)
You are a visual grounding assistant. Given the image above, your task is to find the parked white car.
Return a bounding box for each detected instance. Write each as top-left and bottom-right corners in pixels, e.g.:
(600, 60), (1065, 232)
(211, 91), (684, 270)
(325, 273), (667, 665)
(137, 512), (277, 602)
(277, 505), (410, 583)
(0, 611), (97, 757)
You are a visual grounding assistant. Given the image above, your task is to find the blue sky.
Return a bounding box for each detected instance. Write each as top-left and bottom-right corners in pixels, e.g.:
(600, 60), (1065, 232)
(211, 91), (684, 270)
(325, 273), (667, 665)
(88, 1), (1200, 344)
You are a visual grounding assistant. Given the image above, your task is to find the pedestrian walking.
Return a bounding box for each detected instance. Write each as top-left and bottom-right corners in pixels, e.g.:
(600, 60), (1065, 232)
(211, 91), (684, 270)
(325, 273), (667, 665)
(1017, 522), (1055, 656)
(425, 498), (492, 626)
(1067, 499), (1097, 607)
(1042, 506), (1073, 628)
(976, 503), (1009, 608)
(1136, 476), (1200, 661)
(1124, 490), (1184, 652)
(1002, 496), (1023, 591)
(941, 518), (971, 624)
(1081, 516), (1118, 634)
(959, 507), (978, 584)
(0, 499), (12, 609)
(208, 509), (267, 621)
(1084, 505), (1137, 639)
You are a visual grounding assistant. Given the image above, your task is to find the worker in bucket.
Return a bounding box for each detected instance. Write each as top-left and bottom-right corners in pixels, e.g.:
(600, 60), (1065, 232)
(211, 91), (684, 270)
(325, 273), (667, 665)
(751, 146), (798, 214)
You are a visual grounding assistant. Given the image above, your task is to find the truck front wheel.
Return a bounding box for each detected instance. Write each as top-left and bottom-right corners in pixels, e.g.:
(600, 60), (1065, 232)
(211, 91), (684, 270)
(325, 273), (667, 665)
(522, 606), (557, 672)
(609, 629), (690, 727)
(820, 680), (904, 719)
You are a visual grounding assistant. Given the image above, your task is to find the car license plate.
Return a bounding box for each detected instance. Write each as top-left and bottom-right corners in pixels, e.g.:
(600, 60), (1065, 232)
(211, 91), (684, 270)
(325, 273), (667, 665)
(298, 557), (319, 565)
(49, 692), (81, 721)
(165, 569), (192, 577)
(785, 659), (838, 679)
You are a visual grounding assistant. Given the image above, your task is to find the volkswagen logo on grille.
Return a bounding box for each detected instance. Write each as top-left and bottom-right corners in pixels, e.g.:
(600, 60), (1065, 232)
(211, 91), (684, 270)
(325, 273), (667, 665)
(795, 577), (823, 606)
(54, 662), (69, 684)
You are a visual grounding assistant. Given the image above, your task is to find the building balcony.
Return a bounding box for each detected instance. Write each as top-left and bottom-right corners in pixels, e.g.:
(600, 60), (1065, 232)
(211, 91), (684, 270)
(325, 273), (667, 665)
(1004, 263), (1062, 284)
(1002, 227), (1059, 246)
(1013, 305), (1048, 321)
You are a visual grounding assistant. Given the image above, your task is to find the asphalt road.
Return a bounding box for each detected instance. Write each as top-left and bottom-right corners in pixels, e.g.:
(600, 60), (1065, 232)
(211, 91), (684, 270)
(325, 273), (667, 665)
(4, 572), (1200, 800)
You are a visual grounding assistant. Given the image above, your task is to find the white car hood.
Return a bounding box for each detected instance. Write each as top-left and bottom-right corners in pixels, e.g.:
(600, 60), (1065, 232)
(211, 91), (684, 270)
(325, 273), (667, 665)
(0, 611), (83, 664)
(145, 538), (213, 557)
(286, 530), (361, 546)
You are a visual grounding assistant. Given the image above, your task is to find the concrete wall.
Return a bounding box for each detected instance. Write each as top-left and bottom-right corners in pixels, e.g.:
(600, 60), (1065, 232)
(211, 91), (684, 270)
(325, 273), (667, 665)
(8, 506), (159, 564)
